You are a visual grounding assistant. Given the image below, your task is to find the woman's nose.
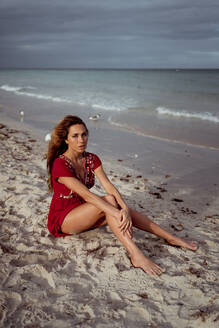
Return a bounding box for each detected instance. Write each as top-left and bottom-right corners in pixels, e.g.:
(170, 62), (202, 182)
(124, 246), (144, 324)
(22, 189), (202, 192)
(79, 135), (84, 143)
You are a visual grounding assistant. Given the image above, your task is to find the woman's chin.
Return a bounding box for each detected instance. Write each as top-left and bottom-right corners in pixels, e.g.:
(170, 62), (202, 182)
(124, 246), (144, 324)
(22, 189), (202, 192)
(78, 147), (86, 152)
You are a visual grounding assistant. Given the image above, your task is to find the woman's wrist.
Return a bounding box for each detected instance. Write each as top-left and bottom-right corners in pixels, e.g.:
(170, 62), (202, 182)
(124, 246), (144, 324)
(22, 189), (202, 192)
(121, 206), (129, 213)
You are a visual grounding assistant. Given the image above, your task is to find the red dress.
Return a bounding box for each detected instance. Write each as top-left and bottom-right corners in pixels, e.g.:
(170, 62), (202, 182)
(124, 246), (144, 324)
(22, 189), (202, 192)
(47, 152), (102, 237)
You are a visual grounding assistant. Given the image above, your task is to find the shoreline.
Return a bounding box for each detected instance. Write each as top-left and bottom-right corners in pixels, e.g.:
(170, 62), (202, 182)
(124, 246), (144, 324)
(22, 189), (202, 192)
(0, 112), (219, 327)
(1, 86), (219, 150)
(1, 98), (219, 213)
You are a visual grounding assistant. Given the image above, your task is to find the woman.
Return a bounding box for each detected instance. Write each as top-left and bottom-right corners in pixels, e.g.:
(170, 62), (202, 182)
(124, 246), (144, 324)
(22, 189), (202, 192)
(47, 115), (197, 276)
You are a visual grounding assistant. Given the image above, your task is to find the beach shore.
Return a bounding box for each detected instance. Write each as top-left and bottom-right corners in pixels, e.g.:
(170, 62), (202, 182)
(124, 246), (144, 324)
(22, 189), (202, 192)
(0, 113), (218, 327)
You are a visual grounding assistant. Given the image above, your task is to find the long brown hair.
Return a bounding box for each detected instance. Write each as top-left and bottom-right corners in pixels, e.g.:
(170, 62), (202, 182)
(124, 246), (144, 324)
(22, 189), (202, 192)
(46, 115), (88, 191)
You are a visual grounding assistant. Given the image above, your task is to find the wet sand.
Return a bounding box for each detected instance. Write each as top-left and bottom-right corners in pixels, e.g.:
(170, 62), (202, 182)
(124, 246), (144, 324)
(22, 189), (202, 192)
(0, 111), (219, 327)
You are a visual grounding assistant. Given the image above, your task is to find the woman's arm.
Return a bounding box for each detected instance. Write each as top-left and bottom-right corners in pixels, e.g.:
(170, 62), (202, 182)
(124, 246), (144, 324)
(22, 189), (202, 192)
(94, 165), (129, 211)
(58, 176), (121, 220)
(94, 165), (133, 235)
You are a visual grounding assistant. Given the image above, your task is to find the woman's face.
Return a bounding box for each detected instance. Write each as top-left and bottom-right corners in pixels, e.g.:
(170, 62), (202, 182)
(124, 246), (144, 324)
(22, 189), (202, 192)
(65, 124), (88, 153)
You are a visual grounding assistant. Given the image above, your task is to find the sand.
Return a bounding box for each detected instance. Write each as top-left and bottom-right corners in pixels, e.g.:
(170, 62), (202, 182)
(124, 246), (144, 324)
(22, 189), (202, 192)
(0, 117), (219, 328)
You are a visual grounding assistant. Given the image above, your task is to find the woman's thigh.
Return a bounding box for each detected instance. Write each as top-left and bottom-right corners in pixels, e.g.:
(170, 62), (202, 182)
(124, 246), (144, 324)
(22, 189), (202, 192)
(61, 202), (104, 234)
(61, 194), (118, 234)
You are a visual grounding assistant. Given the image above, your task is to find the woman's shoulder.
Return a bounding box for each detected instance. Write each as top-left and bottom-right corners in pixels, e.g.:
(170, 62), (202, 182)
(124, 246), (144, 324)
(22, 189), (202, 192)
(52, 155), (72, 171)
(52, 155), (75, 177)
(85, 151), (101, 161)
(52, 156), (66, 166)
(85, 152), (102, 170)
(54, 155), (64, 162)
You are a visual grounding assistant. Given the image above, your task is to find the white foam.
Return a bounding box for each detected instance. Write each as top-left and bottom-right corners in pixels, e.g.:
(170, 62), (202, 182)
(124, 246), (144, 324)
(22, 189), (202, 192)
(1, 84), (21, 92)
(0, 84), (123, 110)
(92, 103), (122, 112)
(0, 84), (72, 104)
(156, 106), (219, 123)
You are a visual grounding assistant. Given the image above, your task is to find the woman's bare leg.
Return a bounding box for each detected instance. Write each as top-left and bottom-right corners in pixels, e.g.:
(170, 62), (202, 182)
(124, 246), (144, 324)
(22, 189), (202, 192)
(107, 222), (165, 275)
(129, 208), (197, 251)
(61, 195), (165, 275)
(61, 198), (107, 234)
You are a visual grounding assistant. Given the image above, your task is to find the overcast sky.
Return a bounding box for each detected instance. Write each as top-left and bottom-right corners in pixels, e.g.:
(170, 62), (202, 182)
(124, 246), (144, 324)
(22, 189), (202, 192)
(0, 0), (219, 69)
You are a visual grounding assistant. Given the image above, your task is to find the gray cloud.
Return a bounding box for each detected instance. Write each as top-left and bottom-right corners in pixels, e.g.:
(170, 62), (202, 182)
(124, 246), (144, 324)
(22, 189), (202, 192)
(0, 0), (219, 68)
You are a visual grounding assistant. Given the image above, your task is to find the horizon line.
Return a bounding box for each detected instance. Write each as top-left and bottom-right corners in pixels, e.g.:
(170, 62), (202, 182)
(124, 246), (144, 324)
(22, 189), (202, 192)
(0, 67), (219, 70)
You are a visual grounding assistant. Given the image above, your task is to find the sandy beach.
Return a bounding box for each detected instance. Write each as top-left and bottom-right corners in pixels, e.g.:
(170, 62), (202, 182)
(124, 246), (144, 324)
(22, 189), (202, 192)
(0, 114), (219, 328)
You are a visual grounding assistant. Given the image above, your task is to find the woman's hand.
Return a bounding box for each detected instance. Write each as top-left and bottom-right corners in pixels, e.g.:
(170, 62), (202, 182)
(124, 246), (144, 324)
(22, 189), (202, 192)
(119, 208), (133, 239)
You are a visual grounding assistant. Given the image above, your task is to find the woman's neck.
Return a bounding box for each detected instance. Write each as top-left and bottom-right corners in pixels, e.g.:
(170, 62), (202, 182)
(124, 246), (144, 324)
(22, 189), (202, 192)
(63, 150), (84, 162)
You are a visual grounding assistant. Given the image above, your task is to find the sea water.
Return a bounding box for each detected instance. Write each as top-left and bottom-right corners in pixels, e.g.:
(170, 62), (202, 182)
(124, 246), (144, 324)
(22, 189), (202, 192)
(0, 69), (219, 149)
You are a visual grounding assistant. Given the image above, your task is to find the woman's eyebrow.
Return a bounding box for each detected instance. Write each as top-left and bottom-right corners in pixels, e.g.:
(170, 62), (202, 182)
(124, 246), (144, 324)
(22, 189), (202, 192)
(71, 131), (87, 136)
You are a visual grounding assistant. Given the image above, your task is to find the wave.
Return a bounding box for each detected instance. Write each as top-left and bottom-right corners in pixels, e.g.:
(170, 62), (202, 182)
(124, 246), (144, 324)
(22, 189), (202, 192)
(1, 84), (36, 92)
(156, 106), (219, 123)
(92, 103), (122, 112)
(1, 84), (22, 92)
(0, 84), (123, 111)
(0, 84), (72, 104)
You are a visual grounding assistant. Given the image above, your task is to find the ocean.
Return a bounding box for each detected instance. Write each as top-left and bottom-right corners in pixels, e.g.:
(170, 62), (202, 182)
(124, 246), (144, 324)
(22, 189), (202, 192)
(0, 69), (219, 150)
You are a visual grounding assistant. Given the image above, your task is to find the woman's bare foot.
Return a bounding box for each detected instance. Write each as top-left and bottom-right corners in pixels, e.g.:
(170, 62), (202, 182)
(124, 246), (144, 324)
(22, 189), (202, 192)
(130, 252), (165, 276)
(166, 236), (198, 251)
